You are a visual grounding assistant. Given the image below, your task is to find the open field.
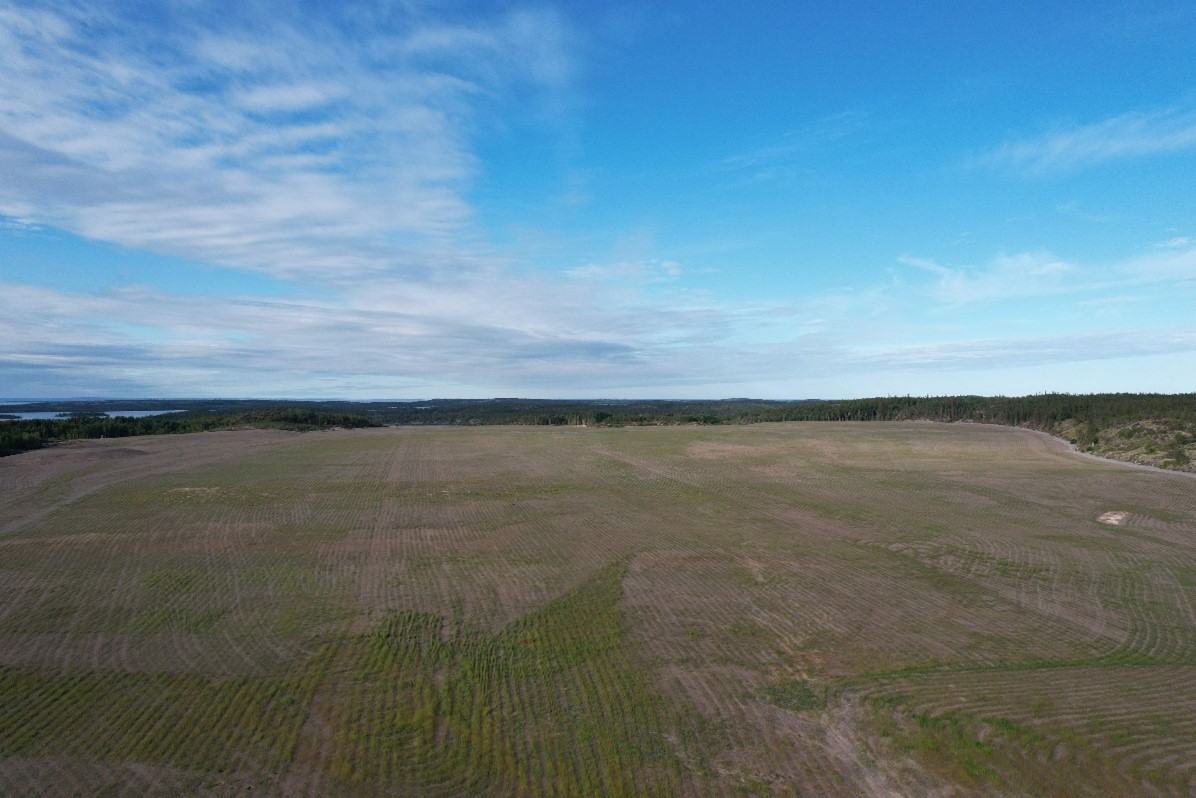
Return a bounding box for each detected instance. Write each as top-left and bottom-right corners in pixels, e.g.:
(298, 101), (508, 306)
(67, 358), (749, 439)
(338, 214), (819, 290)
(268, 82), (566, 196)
(1, 422), (1195, 796)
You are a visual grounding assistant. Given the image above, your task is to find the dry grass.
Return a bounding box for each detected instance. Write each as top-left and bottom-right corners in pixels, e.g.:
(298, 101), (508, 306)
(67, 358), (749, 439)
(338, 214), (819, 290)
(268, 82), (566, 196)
(1, 422), (1194, 795)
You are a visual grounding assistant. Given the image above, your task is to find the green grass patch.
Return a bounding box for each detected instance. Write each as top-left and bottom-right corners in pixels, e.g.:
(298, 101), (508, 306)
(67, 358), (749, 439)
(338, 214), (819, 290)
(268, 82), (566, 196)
(0, 651), (330, 775)
(132, 606), (229, 633)
(866, 698), (1056, 789)
(758, 679), (825, 712)
(325, 560), (685, 796)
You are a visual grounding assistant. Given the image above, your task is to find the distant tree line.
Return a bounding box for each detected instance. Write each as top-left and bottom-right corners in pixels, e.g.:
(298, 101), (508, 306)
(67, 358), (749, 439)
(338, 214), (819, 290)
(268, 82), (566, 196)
(4, 394), (1193, 465)
(747, 393), (1196, 428)
(372, 394), (1195, 433)
(0, 408), (376, 457)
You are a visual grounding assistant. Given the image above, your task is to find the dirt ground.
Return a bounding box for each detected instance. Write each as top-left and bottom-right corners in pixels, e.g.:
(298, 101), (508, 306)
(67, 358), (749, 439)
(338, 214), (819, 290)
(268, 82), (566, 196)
(2, 423), (1194, 796)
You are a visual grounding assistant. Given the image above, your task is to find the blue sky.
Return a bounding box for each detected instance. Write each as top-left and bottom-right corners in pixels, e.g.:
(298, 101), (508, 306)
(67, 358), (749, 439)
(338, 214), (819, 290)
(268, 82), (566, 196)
(2, 1), (1194, 399)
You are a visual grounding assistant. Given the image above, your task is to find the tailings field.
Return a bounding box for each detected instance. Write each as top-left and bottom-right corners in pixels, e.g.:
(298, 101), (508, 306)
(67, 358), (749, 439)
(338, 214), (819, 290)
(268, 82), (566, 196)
(1, 423), (1194, 796)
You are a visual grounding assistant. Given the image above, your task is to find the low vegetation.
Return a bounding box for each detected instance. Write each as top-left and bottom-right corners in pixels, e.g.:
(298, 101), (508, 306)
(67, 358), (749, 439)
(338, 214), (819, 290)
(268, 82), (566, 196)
(752, 393), (1196, 472)
(2, 422), (1194, 795)
(5, 393), (1193, 471)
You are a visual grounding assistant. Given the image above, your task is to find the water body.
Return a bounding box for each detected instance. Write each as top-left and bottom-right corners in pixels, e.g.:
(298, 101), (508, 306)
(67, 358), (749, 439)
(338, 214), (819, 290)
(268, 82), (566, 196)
(0, 410), (185, 421)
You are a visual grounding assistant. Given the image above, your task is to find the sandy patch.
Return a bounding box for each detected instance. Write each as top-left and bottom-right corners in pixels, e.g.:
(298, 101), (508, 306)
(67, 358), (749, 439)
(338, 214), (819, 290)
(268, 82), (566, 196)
(743, 556), (766, 583)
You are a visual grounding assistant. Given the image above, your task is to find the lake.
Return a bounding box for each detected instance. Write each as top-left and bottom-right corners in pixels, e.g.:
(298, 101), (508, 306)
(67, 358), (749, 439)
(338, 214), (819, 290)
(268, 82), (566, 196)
(0, 410), (185, 421)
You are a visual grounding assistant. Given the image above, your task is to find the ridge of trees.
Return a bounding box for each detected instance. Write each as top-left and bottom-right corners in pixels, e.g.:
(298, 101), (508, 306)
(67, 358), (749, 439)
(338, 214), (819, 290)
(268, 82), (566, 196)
(0, 408), (376, 457)
(2, 394), (1193, 470)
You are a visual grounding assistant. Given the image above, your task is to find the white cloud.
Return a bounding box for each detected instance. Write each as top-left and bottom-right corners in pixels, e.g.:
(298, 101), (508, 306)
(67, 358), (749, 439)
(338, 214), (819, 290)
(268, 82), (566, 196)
(898, 252), (1075, 305)
(984, 106), (1196, 173)
(717, 110), (870, 172)
(4, 248), (1195, 398)
(2, 4), (1193, 400)
(0, 280), (688, 395)
(403, 8), (574, 89)
(1119, 243), (1196, 281)
(566, 258), (684, 284)
(0, 2), (570, 281)
(850, 330), (1196, 371)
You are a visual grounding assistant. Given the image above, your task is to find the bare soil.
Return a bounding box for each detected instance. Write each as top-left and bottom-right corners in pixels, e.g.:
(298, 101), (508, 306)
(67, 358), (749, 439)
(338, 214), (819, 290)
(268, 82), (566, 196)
(2, 423), (1194, 796)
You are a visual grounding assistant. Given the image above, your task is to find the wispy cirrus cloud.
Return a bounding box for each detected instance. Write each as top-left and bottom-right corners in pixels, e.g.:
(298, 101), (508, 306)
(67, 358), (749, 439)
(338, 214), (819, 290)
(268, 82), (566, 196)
(0, 2), (570, 281)
(899, 243), (1196, 311)
(566, 258), (684, 284)
(0, 274), (797, 396)
(1119, 241), (1196, 281)
(4, 247), (1195, 398)
(983, 106), (1196, 173)
(850, 329), (1196, 371)
(2, 3), (1193, 400)
(715, 110), (870, 181)
(11, 226), (1194, 398)
(898, 252), (1076, 305)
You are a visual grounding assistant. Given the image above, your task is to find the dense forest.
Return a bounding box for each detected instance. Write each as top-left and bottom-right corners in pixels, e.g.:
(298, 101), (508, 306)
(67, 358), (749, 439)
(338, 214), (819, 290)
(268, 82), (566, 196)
(0, 408), (375, 457)
(2, 394), (1193, 471)
(749, 394), (1196, 471)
